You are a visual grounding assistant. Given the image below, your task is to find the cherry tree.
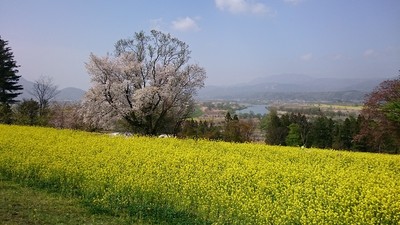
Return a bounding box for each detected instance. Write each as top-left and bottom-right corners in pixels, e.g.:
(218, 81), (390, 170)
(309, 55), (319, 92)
(82, 30), (206, 134)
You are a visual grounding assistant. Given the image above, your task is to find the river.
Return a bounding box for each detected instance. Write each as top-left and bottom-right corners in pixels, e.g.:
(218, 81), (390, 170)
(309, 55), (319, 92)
(236, 105), (269, 115)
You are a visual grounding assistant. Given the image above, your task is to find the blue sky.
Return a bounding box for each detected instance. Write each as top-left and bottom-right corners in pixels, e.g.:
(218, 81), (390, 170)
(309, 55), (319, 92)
(1, 0), (399, 89)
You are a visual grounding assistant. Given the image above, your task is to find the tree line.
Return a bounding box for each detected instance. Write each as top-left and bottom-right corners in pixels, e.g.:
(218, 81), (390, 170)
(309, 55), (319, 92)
(179, 112), (256, 142)
(261, 110), (363, 150)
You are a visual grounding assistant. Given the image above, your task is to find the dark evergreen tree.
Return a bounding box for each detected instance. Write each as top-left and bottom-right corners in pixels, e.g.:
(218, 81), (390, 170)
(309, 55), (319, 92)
(0, 36), (22, 106)
(280, 113), (291, 128)
(261, 109), (287, 145)
(179, 119), (222, 141)
(180, 119), (198, 138)
(338, 116), (359, 150)
(199, 120), (207, 136)
(352, 115), (369, 151)
(203, 121), (222, 140)
(332, 118), (355, 150)
(225, 111), (232, 122)
(224, 113), (242, 142)
(0, 36), (22, 123)
(310, 116), (334, 149)
(289, 113), (310, 146)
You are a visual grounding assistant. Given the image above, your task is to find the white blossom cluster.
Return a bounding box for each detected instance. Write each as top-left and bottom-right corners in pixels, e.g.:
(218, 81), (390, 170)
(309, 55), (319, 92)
(81, 31), (206, 134)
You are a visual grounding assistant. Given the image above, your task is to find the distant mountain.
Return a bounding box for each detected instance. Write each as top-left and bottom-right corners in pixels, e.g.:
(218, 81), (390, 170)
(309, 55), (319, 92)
(244, 74), (385, 92)
(56, 87), (86, 101)
(198, 74), (390, 102)
(17, 77), (35, 100)
(17, 77), (86, 102)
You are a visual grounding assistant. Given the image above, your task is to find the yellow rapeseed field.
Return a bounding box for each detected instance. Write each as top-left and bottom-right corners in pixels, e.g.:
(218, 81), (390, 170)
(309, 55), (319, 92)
(0, 125), (399, 224)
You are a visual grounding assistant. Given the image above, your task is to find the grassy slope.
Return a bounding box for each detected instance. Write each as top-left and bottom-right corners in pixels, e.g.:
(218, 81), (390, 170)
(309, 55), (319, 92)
(0, 175), (146, 225)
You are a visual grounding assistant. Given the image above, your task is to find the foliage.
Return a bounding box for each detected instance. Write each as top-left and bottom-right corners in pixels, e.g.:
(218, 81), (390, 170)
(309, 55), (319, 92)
(288, 113), (310, 146)
(223, 112), (241, 142)
(0, 104), (13, 124)
(382, 101), (400, 123)
(261, 111), (370, 151)
(12, 99), (84, 128)
(224, 113), (256, 143)
(285, 123), (302, 146)
(0, 36), (22, 107)
(261, 109), (287, 145)
(310, 116), (334, 149)
(179, 119), (222, 140)
(179, 113), (255, 143)
(13, 99), (40, 125)
(82, 30), (206, 135)
(0, 125), (399, 224)
(332, 116), (360, 150)
(356, 76), (400, 153)
(0, 36), (22, 124)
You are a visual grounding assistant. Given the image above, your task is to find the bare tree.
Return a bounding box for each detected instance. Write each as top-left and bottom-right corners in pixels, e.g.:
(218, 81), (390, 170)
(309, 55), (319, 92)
(81, 30), (206, 135)
(30, 76), (60, 115)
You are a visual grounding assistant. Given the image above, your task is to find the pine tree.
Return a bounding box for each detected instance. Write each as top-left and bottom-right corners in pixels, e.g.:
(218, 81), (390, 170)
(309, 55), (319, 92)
(261, 109), (287, 145)
(0, 36), (22, 106)
(310, 116), (334, 149)
(0, 36), (23, 123)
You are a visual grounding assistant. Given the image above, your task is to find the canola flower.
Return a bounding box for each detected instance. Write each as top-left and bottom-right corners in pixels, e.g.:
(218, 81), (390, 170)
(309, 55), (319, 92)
(0, 124), (399, 224)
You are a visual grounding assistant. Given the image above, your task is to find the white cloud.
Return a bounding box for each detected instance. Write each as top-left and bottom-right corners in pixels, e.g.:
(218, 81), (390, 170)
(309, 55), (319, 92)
(284, 0), (304, 5)
(215, 0), (271, 15)
(363, 49), (376, 57)
(171, 17), (200, 32)
(301, 53), (313, 61)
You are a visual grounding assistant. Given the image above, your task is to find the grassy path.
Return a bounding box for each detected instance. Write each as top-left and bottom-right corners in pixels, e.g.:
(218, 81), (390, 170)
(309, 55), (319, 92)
(0, 178), (141, 225)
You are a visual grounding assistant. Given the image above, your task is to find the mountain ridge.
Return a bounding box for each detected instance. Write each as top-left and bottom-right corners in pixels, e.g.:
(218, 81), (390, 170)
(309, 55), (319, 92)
(15, 74), (391, 103)
(17, 77), (86, 102)
(198, 74), (391, 102)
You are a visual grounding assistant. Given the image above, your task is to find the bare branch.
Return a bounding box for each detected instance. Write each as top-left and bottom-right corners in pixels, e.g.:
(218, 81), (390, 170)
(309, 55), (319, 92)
(29, 75), (60, 114)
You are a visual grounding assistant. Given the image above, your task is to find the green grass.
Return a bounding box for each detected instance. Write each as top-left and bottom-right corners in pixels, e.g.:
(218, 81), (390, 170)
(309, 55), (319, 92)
(0, 175), (148, 225)
(190, 105), (204, 118)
